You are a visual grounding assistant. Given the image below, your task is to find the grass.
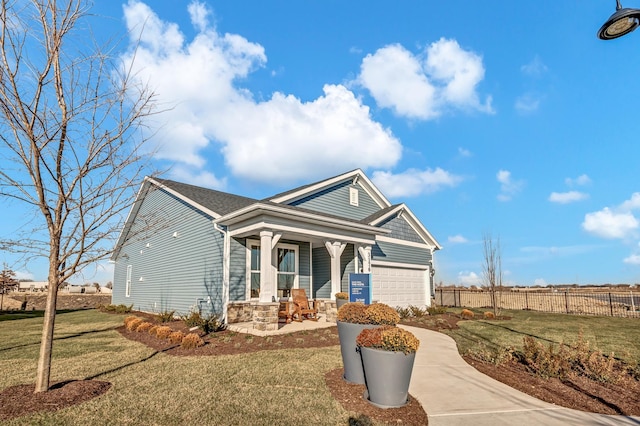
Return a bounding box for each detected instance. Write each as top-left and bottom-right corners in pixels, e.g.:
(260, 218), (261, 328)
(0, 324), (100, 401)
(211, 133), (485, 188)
(0, 310), (351, 425)
(444, 308), (640, 365)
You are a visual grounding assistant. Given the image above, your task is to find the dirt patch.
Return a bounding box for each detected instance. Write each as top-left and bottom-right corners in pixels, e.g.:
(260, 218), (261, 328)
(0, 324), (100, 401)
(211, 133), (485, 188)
(0, 380), (111, 421)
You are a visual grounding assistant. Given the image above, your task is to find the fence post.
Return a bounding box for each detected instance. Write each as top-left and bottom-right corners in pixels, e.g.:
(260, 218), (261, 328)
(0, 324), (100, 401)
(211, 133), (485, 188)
(609, 293), (614, 317)
(525, 291), (529, 310)
(564, 291), (569, 314)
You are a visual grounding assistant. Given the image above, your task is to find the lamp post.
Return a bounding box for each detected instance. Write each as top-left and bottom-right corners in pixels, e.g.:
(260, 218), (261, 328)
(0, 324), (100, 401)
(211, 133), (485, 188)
(598, 0), (640, 39)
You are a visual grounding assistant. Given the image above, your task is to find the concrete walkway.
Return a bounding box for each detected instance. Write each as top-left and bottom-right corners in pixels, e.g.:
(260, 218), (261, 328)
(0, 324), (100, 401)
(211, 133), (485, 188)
(402, 325), (640, 426)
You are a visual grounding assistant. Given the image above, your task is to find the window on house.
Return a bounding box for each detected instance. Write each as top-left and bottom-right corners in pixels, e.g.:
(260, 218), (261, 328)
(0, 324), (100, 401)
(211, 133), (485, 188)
(250, 244), (260, 298)
(277, 248), (295, 298)
(125, 265), (132, 297)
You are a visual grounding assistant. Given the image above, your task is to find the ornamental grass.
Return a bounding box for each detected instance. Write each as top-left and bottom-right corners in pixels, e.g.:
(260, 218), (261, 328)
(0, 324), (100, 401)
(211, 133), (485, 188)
(356, 325), (420, 355)
(181, 333), (205, 349)
(125, 318), (143, 332)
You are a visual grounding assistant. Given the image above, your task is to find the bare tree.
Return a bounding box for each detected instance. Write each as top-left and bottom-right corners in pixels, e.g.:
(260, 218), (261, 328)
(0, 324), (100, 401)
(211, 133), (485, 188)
(482, 233), (502, 316)
(0, 0), (156, 392)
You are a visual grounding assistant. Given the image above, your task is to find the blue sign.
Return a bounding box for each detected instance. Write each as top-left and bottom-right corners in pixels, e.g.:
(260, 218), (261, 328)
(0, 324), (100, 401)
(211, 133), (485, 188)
(349, 273), (372, 305)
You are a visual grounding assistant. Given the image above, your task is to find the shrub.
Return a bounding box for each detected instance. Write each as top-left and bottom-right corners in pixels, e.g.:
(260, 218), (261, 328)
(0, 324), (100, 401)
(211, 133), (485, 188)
(483, 311), (496, 319)
(136, 321), (153, 333)
(124, 316), (139, 327)
(125, 318), (143, 331)
(461, 309), (475, 319)
(335, 292), (348, 300)
(409, 305), (427, 318)
(103, 304), (117, 312)
(155, 326), (173, 339)
(366, 303), (400, 325)
(169, 331), (186, 344)
(337, 303), (369, 324)
(115, 304), (133, 314)
(155, 310), (175, 323)
(181, 333), (205, 349)
(356, 325), (420, 354)
(427, 306), (448, 315)
(181, 310), (225, 334)
(148, 325), (159, 336)
(396, 306), (411, 320)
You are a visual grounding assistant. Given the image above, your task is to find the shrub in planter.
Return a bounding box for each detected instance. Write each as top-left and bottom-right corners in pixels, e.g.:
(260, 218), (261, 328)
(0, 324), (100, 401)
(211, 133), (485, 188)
(357, 326), (420, 408)
(335, 292), (348, 300)
(336, 302), (399, 384)
(181, 333), (205, 349)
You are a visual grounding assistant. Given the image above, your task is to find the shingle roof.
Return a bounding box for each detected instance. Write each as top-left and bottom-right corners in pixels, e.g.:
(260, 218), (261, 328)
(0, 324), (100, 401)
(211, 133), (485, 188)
(155, 178), (257, 216)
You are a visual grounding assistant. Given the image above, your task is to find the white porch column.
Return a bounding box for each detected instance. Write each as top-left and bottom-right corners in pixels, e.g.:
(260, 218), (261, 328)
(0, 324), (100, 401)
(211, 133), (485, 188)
(325, 241), (346, 299)
(357, 245), (372, 273)
(259, 230), (275, 302)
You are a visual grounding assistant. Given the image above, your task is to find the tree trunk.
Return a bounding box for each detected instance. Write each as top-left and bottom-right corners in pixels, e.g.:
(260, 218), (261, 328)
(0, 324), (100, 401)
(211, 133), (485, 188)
(34, 272), (59, 393)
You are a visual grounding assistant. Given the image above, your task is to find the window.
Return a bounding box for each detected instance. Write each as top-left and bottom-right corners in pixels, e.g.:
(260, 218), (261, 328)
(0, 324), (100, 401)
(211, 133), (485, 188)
(349, 187), (359, 206)
(277, 248), (295, 298)
(125, 265), (132, 297)
(250, 244), (260, 298)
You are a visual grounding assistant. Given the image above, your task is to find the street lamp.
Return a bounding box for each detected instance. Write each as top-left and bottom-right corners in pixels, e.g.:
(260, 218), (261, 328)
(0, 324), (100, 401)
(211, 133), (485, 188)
(598, 0), (640, 40)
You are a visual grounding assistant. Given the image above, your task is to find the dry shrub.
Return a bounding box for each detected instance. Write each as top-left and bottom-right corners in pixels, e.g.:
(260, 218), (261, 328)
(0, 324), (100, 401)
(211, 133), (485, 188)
(461, 309), (474, 320)
(136, 322), (153, 333)
(125, 318), (143, 332)
(124, 316), (139, 328)
(483, 311), (496, 319)
(356, 325), (420, 354)
(148, 325), (159, 336)
(155, 326), (173, 339)
(181, 333), (205, 349)
(169, 331), (186, 344)
(337, 303), (369, 324)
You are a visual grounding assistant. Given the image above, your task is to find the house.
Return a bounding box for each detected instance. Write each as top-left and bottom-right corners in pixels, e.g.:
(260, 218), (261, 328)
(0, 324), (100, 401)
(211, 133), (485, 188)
(111, 169), (441, 330)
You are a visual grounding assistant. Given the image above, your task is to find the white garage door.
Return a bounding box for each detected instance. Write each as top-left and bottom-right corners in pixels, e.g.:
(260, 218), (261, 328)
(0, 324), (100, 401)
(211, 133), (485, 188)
(371, 266), (429, 308)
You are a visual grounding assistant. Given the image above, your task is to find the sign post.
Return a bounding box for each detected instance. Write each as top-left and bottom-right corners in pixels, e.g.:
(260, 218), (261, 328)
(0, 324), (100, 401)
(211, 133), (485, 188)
(349, 273), (372, 305)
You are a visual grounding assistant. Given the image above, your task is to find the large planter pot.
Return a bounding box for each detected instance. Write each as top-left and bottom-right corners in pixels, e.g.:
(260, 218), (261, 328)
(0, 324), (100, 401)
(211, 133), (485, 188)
(336, 321), (380, 384)
(336, 298), (348, 310)
(360, 346), (416, 408)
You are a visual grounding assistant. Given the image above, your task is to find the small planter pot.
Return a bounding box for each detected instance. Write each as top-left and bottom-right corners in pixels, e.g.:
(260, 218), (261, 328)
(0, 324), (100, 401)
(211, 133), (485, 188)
(359, 346), (416, 408)
(336, 321), (380, 384)
(336, 298), (348, 310)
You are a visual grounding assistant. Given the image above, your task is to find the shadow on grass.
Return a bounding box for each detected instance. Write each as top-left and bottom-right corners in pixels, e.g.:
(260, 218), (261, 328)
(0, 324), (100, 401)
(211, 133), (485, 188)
(0, 326), (120, 353)
(0, 309), (93, 322)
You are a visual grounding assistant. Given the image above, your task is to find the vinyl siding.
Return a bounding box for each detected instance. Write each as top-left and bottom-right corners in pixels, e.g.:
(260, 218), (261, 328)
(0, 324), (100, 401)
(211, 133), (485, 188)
(372, 240), (432, 266)
(341, 244), (355, 292)
(378, 215), (424, 243)
(288, 180), (380, 220)
(112, 188), (224, 316)
(229, 237), (246, 301)
(312, 247), (331, 298)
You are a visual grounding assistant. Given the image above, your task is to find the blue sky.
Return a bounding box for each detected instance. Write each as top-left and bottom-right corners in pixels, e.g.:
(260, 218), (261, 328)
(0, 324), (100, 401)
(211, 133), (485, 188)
(3, 1), (640, 286)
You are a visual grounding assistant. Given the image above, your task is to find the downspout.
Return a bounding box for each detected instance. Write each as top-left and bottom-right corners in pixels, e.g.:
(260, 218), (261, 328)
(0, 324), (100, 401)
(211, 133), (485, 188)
(213, 222), (230, 325)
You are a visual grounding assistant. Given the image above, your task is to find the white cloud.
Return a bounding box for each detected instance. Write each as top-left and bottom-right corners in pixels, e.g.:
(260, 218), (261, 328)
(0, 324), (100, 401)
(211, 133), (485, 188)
(533, 278), (547, 287)
(515, 93), (542, 114)
(372, 168), (463, 198)
(357, 39), (493, 120)
(521, 56), (548, 77)
(458, 271), (481, 286)
(620, 192), (640, 211)
(496, 170), (523, 201)
(565, 174), (591, 187)
(448, 235), (468, 244)
(548, 191), (589, 204)
(623, 254), (640, 265)
(170, 165), (227, 189)
(582, 208), (638, 239)
(121, 1), (401, 185)
(458, 147), (472, 157)
(14, 270), (34, 281)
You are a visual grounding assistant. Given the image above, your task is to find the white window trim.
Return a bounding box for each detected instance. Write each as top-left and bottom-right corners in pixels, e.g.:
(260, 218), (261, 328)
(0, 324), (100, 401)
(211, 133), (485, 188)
(125, 265), (132, 297)
(246, 239), (299, 301)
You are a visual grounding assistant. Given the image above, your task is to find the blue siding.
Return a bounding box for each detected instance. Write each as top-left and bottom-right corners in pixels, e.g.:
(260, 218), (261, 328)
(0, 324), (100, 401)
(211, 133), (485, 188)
(341, 244), (355, 292)
(289, 180), (380, 220)
(312, 247), (331, 298)
(112, 188), (224, 316)
(298, 241), (311, 294)
(229, 237), (246, 301)
(379, 215), (424, 243)
(372, 240), (432, 266)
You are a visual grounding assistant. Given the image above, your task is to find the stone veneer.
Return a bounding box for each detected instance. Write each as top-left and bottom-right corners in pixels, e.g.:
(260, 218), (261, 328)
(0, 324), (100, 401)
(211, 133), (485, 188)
(227, 302), (253, 323)
(226, 299), (337, 329)
(251, 302), (279, 331)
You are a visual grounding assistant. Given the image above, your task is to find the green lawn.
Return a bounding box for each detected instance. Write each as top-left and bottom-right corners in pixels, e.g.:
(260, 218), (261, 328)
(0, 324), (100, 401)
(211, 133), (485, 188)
(445, 308), (640, 365)
(0, 310), (350, 425)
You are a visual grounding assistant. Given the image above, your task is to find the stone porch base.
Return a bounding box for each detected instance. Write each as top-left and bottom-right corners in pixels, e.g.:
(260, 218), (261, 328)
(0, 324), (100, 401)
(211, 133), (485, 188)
(227, 299), (337, 331)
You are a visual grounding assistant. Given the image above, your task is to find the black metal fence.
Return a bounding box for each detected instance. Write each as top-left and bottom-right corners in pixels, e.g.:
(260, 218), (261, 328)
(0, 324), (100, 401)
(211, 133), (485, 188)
(435, 288), (640, 318)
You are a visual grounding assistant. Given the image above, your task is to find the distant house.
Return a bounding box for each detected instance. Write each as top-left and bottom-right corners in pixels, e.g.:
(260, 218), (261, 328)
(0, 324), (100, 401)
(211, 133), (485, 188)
(111, 169), (441, 328)
(18, 281), (48, 292)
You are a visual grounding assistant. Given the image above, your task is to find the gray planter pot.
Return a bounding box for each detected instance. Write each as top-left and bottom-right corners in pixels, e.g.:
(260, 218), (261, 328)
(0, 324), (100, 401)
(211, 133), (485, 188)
(336, 298), (348, 310)
(360, 346), (416, 408)
(336, 321), (379, 384)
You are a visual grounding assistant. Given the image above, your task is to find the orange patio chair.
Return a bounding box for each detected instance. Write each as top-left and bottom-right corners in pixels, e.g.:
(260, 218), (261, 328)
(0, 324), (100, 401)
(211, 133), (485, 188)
(291, 288), (319, 322)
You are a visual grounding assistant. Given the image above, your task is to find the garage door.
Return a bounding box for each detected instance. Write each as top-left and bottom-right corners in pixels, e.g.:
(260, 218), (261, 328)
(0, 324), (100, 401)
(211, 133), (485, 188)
(371, 266), (429, 308)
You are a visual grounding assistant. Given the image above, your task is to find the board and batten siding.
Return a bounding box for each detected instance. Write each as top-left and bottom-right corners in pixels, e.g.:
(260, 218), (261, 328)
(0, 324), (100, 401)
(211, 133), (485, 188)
(372, 240), (432, 266)
(288, 181), (380, 221)
(112, 188), (224, 316)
